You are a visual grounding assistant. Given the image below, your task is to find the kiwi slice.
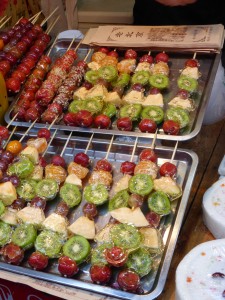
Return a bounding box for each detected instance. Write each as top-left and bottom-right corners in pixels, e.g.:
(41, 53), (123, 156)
(84, 184), (109, 205)
(17, 179), (37, 201)
(131, 70), (150, 86)
(0, 201), (5, 216)
(141, 106), (164, 124)
(108, 190), (129, 211)
(35, 230), (63, 258)
(177, 75), (198, 92)
(11, 224), (37, 249)
(63, 235), (91, 264)
(120, 103), (142, 121)
(68, 99), (85, 113)
(35, 179), (59, 201)
(112, 73), (131, 88)
(84, 70), (99, 85)
(110, 223), (141, 250)
(83, 98), (104, 115)
(148, 191), (171, 215)
(126, 247), (152, 277)
(60, 183), (82, 208)
(0, 221), (12, 247)
(102, 103), (117, 118)
(149, 74), (169, 89)
(129, 174), (153, 196)
(165, 107), (190, 128)
(91, 242), (113, 265)
(7, 157), (34, 179)
(99, 65), (118, 82)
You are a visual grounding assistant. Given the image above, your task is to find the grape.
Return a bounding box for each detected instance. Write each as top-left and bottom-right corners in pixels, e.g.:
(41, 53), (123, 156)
(39, 156), (47, 168)
(2, 175), (20, 187)
(117, 117), (132, 131)
(58, 256), (79, 277)
(159, 162), (177, 177)
(124, 49), (137, 59)
(139, 54), (153, 64)
(138, 119), (157, 133)
(74, 110), (94, 128)
(128, 193), (144, 208)
(28, 251), (49, 270)
(0, 160), (8, 172)
(55, 201), (70, 217)
(74, 152), (89, 167)
(177, 89), (190, 99)
(10, 198), (26, 210)
(117, 269), (140, 292)
(120, 161), (136, 175)
(148, 87), (160, 95)
(139, 149), (157, 163)
(1, 150), (14, 164)
(2, 243), (24, 265)
(90, 265), (112, 284)
(30, 197), (47, 210)
(37, 128), (51, 141)
(94, 114), (111, 129)
(131, 83), (144, 92)
(95, 159), (112, 172)
(63, 112), (77, 126)
(163, 120), (180, 135)
(83, 203), (98, 220)
(145, 211), (161, 228)
(51, 155), (66, 168)
(155, 52), (169, 63)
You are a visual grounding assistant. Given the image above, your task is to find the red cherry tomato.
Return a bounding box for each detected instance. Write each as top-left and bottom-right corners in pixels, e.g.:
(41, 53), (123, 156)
(74, 110), (94, 128)
(95, 159), (112, 172)
(83, 203), (98, 220)
(39, 156), (47, 168)
(163, 120), (180, 135)
(159, 162), (177, 177)
(11, 70), (26, 83)
(24, 107), (40, 122)
(105, 246), (127, 267)
(90, 265), (112, 284)
(37, 128), (51, 141)
(138, 119), (157, 133)
(120, 161), (136, 175)
(28, 251), (49, 270)
(139, 149), (158, 163)
(185, 59), (199, 68)
(94, 114), (111, 129)
(5, 77), (21, 93)
(58, 256), (79, 277)
(155, 52), (169, 63)
(107, 50), (119, 58)
(99, 47), (109, 54)
(51, 155), (66, 168)
(74, 152), (90, 167)
(0, 126), (9, 140)
(124, 49), (137, 59)
(63, 112), (77, 126)
(77, 60), (88, 69)
(2, 243), (24, 265)
(117, 269), (140, 292)
(117, 117), (133, 131)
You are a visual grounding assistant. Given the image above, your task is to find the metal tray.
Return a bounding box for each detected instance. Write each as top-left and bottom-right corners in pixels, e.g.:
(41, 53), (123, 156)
(4, 38), (221, 141)
(0, 132), (198, 299)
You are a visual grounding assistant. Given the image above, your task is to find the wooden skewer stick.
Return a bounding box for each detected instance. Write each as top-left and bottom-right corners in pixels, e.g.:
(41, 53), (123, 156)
(46, 15), (60, 35)
(151, 129), (158, 150)
(170, 140), (178, 163)
(6, 113), (19, 128)
(84, 48), (92, 61)
(3, 126), (17, 149)
(130, 136), (138, 162)
(47, 34), (59, 56)
(42, 128), (58, 157)
(29, 11), (42, 22)
(47, 116), (59, 130)
(19, 119), (38, 142)
(84, 133), (94, 154)
(31, 11), (43, 24)
(0, 16), (7, 24)
(193, 52), (197, 59)
(15, 17), (23, 25)
(0, 16), (11, 29)
(60, 132), (72, 157)
(40, 6), (59, 27)
(105, 135), (114, 160)
(67, 36), (77, 51)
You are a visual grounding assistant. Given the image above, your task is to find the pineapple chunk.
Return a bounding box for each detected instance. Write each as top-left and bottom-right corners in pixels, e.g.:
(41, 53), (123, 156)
(94, 224), (114, 243)
(68, 216), (95, 240)
(30, 165), (43, 181)
(139, 227), (162, 253)
(142, 93), (164, 107)
(20, 146), (39, 164)
(104, 91), (123, 107)
(154, 176), (182, 200)
(73, 86), (88, 100)
(113, 174), (132, 195)
(1, 208), (18, 225)
(65, 174), (82, 188)
(181, 66), (200, 79)
(42, 213), (68, 237)
(122, 90), (145, 104)
(17, 207), (45, 227)
(110, 207), (149, 227)
(0, 181), (17, 206)
(86, 84), (108, 100)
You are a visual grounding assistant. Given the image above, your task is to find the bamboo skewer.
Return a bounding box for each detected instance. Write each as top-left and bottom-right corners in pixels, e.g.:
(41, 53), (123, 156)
(3, 126), (17, 149)
(29, 11), (42, 22)
(46, 15), (60, 35)
(170, 141), (178, 163)
(60, 132), (72, 157)
(0, 16), (7, 25)
(31, 11), (43, 24)
(6, 113), (19, 128)
(130, 136), (138, 162)
(19, 119), (38, 142)
(0, 16), (11, 29)
(40, 7), (59, 27)
(151, 129), (158, 150)
(84, 133), (94, 154)
(42, 128), (58, 157)
(105, 135), (114, 160)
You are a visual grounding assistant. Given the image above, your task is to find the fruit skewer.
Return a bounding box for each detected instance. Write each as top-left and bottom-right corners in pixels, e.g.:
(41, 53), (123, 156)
(0, 16), (11, 30)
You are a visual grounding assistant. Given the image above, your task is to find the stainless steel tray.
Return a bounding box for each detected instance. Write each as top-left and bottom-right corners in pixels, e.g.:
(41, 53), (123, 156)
(4, 38), (221, 141)
(0, 132), (198, 299)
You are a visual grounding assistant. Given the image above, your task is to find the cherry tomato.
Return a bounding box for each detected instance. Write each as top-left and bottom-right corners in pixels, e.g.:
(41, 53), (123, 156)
(94, 114), (111, 129)
(117, 269), (140, 292)
(24, 107), (40, 122)
(48, 103), (63, 115)
(0, 61), (10, 75)
(99, 47), (109, 54)
(159, 162), (177, 177)
(2, 243), (24, 265)
(139, 54), (153, 64)
(185, 59), (199, 68)
(155, 52), (169, 63)
(11, 106), (26, 121)
(76, 60), (88, 69)
(37, 128), (51, 141)
(107, 50), (119, 58)
(51, 155), (66, 168)
(90, 265), (112, 284)
(0, 126), (9, 140)
(6, 140), (23, 155)
(117, 117), (132, 131)
(74, 152), (90, 167)
(139, 149), (157, 163)
(6, 77), (21, 93)
(30, 197), (47, 210)
(28, 251), (49, 270)
(145, 211), (161, 228)
(55, 201), (70, 218)
(163, 120), (180, 135)
(11, 70), (26, 83)
(58, 256), (79, 277)
(138, 119), (157, 133)
(17, 64), (30, 76)
(120, 161), (136, 175)
(124, 49), (137, 59)
(32, 68), (46, 80)
(74, 110), (94, 128)
(39, 156), (47, 168)
(105, 246), (127, 267)
(83, 203), (98, 220)
(95, 159), (112, 172)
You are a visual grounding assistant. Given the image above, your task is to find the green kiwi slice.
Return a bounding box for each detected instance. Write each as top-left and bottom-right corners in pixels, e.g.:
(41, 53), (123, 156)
(83, 98), (104, 115)
(7, 157), (34, 179)
(84, 70), (99, 85)
(148, 191), (171, 215)
(131, 70), (150, 86)
(120, 103), (142, 121)
(0, 221), (12, 247)
(129, 174), (153, 196)
(108, 190), (129, 211)
(35, 230), (63, 258)
(35, 179), (59, 201)
(11, 224), (37, 249)
(63, 235), (91, 264)
(177, 75), (198, 92)
(165, 107), (190, 128)
(149, 74), (169, 89)
(84, 184), (109, 205)
(0, 201), (5, 217)
(110, 223), (141, 250)
(99, 65), (118, 82)
(102, 103), (117, 118)
(68, 99), (85, 113)
(126, 247), (152, 277)
(141, 106), (164, 124)
(112, 73), (131, 88)
(16, 179), (37, 201)
(60, 183), (82, 208)
(91, 242), (113, 265)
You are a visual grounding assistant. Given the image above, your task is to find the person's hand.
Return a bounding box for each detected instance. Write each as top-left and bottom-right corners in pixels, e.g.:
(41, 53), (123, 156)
(155, 0), (197, 6)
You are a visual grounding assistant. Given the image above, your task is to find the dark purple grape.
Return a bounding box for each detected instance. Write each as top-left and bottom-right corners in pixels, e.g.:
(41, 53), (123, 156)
(1, 150), (14, 164)
(0, 160), (8, 172)
(30, 197), (47, 211)
(1, 175), (20, 187)
(10, 198), (26, 210)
